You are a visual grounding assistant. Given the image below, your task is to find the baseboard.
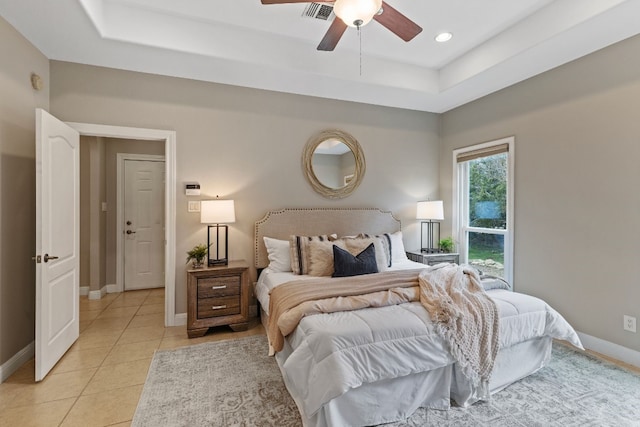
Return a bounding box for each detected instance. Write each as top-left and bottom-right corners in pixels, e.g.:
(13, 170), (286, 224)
(578, 331), (640, 368)
(0, 341), (35, 383)
(105, 284), (119, 294)
(88, 286), (107, 300)
(79, 286), (89, 296)
(173, 312), (187, 326)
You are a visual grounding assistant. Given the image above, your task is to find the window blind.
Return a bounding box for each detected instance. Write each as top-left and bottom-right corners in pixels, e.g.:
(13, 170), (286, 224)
(456, 143), (509, 163)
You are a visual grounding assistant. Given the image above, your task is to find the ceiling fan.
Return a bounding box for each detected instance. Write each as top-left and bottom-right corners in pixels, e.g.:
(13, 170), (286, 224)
(261, 0), (422, 51)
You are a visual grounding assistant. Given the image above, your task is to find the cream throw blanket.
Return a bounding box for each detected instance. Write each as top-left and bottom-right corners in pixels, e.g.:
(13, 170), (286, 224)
(419, 264), (499, 393)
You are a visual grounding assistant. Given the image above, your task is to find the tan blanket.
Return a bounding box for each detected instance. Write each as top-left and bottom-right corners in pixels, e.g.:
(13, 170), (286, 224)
(418, 264), (499, 392)
(267, 270), (420, 352)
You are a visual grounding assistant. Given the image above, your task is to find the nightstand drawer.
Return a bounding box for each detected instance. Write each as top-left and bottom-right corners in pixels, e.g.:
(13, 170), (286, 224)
(198, 295), (241, 318)
(426, 254), (459, 265)
(197, 276), (241, 299)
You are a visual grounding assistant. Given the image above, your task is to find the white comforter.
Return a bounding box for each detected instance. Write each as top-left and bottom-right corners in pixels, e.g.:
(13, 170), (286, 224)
(258, 267), (583, 418)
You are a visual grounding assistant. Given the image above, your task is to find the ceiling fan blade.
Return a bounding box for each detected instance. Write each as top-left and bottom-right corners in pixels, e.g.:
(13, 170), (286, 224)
(374, 1), (422, 42)
(317, 18), (347, 51)
(261, 0), (319, 4)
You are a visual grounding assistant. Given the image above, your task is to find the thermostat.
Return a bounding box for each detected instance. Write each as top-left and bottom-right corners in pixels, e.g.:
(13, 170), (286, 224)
(185, 183), (200, 196)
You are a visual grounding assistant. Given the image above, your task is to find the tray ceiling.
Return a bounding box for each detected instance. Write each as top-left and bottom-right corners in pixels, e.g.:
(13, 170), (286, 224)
(1, 0), (639, 112)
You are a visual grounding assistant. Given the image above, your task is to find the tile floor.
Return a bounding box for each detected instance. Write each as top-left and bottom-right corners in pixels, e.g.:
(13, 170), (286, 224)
(0, 288), (264, 427)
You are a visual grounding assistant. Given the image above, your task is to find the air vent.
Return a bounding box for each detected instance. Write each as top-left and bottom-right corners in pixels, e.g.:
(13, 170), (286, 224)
(302, 3), (335, 21)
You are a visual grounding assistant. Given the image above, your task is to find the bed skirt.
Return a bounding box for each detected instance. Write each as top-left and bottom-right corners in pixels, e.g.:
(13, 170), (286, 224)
(260, 307), (553, 427)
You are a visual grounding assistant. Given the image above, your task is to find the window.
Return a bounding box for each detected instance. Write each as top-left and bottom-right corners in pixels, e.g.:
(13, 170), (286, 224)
(453, 137), (514, 284)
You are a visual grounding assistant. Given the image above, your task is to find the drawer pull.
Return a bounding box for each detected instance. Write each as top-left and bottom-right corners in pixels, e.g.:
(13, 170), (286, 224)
(211, 285), (227, 290)
(212, 305), (227, 310)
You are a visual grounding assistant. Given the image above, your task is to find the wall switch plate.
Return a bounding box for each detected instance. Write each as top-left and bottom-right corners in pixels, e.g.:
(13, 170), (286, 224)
(188, 201), (200, 213)
(101, 202), (107, 212)
(623, 315), (636, 333)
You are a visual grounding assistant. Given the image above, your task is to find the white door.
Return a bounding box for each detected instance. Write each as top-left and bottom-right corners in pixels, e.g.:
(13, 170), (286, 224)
(124, 159), (165, 290)
(35, 109), (80, 382)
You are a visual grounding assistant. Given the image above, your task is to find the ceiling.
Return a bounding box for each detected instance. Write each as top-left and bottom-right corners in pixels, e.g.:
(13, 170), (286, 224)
(1, 0), (640, 113)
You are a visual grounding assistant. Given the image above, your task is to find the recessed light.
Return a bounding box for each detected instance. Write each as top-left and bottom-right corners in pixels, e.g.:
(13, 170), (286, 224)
(435, 32), (453, 43)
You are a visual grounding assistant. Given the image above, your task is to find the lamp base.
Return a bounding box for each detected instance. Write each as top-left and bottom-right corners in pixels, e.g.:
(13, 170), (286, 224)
(420, 248), (443, 254)
(420, 221), (441, 254)
(207, 224), (230, 267)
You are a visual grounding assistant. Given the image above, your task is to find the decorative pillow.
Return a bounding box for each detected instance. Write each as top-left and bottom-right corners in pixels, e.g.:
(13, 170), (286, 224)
(480, 275), (511, 291)
(343, 237), (390, 272)
(388, 230), (408, 264)
(358, 234), (392, 269)
(308, 240), (347, 277)
(290, 234), (335, 275)
(332, 243), (378, 277)
(263, 237), (292, 272)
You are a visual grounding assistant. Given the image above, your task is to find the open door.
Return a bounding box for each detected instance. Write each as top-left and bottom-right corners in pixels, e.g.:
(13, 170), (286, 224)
(35, 109), (80, 381)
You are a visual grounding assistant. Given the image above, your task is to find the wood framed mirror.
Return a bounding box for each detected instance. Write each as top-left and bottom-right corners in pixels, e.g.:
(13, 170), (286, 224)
(302, 129), (365, 199)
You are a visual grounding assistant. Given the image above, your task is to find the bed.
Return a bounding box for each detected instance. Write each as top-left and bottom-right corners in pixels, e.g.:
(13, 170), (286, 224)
(254, 208), (582, 427)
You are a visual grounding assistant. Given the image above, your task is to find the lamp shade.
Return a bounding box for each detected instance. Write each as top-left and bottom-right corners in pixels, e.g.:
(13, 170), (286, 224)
(200, 200), (235, 224)
(416, 200), (444, 220)
(333, 0), (382, 27)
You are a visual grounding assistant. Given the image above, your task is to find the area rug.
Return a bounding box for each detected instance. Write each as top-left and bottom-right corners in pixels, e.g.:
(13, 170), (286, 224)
(132, 335), (640, 427)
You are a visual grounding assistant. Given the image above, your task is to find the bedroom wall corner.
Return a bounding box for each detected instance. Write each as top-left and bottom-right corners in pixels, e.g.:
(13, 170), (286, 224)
(0, 15), (49, 370)
(439, 32), (640, 356)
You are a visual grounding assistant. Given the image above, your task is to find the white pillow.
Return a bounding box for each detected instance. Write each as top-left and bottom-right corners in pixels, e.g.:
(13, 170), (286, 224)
(263, 237), (292, 272)
(388, 231), (408, 263)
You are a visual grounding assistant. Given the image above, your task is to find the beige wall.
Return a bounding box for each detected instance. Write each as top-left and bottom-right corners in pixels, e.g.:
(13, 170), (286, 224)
(79, 138), (91, 289)
(80, 136), (107, 293)
(0, 16), (49, 365)
(440, 34), (640, 352)
(50, 61), (440, 313)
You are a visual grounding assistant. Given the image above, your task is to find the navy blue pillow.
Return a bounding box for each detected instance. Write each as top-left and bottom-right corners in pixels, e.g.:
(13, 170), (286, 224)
(332, 243), (378, 277)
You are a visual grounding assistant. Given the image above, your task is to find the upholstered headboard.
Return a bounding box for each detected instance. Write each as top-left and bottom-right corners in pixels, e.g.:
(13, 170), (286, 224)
(254, 208), (401, 268)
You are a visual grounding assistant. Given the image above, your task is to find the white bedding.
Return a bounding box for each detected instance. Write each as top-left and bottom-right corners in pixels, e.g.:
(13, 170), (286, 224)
(257, 264), (583, 424)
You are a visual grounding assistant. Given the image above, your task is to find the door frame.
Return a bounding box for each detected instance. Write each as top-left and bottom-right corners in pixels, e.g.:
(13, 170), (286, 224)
(67, 122), (178, 327)
(116, 153), (166, 293)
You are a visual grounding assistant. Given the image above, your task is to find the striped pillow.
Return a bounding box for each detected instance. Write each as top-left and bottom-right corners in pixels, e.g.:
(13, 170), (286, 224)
(289, 234), (334, 275)
(359, 233), (392, 268)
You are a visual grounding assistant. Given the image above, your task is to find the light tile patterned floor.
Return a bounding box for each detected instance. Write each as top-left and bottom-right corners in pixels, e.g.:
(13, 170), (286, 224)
(0, 289), (264, 427)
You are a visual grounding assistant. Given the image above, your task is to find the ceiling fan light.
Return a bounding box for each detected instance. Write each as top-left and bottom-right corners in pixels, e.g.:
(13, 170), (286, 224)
(333, 0), (382, 28)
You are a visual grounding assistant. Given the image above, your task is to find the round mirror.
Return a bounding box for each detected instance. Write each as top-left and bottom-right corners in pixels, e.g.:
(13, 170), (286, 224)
(303, 129), (365, 199)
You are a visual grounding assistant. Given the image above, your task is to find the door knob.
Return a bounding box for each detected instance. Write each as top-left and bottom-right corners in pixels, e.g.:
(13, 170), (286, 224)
(126, 221), (132, 225)
(126, 230), (136, 235)
(43, 254), (59, 263)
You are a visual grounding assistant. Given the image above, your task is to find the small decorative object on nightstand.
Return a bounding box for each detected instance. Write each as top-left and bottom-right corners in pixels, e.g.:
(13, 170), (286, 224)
(406, 250), (459, 266)
(186, 243), (209, 269)
(187, 260), (249, 338)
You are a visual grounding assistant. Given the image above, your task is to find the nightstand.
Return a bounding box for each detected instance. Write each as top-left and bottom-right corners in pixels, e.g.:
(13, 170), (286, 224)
(406, 250), (459, 266)
(187, 260), (250, 338)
